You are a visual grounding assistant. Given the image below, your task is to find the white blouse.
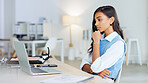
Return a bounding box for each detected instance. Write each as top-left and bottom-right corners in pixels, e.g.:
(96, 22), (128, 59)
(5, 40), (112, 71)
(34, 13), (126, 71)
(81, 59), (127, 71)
(80, 32), (124, 73)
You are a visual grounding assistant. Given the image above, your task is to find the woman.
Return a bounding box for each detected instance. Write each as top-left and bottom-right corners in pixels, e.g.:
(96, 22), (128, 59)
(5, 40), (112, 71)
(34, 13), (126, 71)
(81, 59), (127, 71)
(80, 5), (126, 82)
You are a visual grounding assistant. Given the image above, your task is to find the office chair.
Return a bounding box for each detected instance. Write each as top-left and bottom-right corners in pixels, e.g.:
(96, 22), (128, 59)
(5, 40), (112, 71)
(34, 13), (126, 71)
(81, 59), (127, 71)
(114, 67), (122, 83)
(37, 37), (57, 59)
(123, 31), (128, 66)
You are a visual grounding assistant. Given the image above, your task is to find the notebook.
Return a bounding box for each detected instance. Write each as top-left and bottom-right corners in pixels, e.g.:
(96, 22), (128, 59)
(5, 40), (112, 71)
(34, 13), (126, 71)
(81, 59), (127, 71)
(40, 75), (94, 83)
(14, 41), (62, 75)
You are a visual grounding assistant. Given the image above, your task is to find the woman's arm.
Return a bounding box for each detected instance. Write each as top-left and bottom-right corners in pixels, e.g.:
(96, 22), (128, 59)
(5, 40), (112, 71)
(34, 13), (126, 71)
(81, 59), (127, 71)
(92, 41), (100, 63)
(92, 31), (102, 63)
(82, 64), (111, 78)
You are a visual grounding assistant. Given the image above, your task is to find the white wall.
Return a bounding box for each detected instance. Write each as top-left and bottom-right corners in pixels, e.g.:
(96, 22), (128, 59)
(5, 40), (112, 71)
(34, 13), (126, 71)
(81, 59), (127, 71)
(0, 0), (15, 39)
(4, 0), (15, 38)
(15, 0), (61, 23)
(0, 0), (4, 38)
(0, 0), (2, 37)
(13, 0), (148, 63)
(0, 0), (15, 54)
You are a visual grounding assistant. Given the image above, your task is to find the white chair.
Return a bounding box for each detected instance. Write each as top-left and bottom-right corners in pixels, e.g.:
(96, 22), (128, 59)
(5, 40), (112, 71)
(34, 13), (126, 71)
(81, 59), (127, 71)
(10, 37), (19, 58)
(127, 38), (142, 66)
(37, 37), (57, 59)
(114, 68), (122, 83)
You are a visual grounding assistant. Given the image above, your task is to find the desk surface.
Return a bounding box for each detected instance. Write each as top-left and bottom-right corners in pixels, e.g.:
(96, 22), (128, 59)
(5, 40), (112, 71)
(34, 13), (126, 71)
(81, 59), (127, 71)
(0, 59), (109, 83)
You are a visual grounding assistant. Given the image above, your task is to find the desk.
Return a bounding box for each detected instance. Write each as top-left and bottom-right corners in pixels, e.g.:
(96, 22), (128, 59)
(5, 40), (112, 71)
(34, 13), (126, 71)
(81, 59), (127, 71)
(20, 39), (64, 62)
(0, 59), (110, 83)
(0, 39), (11, 57)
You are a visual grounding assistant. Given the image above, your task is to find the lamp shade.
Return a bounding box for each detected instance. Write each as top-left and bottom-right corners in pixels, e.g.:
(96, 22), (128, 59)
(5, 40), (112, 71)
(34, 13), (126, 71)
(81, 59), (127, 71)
(62, 16), (78, 25)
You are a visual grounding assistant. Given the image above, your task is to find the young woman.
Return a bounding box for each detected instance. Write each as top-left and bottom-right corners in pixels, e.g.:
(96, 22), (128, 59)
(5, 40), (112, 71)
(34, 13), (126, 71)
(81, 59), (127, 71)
(80, 6), (126, 82)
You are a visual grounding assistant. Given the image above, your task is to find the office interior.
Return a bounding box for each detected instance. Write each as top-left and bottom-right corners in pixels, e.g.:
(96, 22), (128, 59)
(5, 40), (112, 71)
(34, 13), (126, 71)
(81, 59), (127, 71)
(0, 0), (148, 83)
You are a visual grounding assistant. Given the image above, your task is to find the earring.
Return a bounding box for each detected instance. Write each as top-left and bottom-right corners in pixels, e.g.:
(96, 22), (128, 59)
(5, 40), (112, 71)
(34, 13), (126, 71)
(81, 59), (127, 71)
(110, 24), (112, 26)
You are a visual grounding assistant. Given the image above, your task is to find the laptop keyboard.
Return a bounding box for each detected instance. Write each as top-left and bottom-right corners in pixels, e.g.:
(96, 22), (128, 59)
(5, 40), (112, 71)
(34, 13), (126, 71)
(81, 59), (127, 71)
(38, 67), (61, 73)
(31, 67), (48, 73)
(31, 67), (61, 73)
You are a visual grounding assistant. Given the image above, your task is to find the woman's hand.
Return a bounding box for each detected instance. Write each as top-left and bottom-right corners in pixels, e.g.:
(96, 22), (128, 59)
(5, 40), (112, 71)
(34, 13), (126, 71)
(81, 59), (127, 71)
(97, 69), (111, 79)
(92, 31), (102, 43)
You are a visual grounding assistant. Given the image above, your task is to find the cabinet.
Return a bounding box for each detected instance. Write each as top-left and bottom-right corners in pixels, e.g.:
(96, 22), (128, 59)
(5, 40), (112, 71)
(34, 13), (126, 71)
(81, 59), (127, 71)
(12, 22), (43, 40)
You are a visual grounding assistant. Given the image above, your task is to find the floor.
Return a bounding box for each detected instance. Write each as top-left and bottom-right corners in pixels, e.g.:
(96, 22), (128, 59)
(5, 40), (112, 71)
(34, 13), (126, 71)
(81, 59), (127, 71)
(56, 56), (148, 83)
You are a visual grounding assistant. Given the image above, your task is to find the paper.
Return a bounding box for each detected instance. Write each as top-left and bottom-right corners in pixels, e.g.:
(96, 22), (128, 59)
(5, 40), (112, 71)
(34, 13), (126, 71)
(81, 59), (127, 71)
(40, 75), (93, 83)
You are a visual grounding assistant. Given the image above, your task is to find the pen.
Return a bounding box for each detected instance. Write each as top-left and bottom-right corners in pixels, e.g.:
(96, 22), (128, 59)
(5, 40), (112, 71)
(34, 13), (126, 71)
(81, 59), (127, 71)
(77, 76), (94, 83)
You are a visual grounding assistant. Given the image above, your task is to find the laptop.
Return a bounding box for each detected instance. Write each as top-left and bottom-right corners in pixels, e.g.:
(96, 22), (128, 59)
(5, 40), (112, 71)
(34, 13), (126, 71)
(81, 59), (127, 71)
(7, 57), (45, 64)
(14, 41), (62, 75)
(7, 47), (51, 64)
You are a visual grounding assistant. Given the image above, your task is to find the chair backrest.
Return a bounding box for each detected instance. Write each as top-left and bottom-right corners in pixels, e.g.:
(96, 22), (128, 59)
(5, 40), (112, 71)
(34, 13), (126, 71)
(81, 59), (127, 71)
(10, 37), (19, 50)
(114, 68), (122, 83)
(45, 37), (57, 51)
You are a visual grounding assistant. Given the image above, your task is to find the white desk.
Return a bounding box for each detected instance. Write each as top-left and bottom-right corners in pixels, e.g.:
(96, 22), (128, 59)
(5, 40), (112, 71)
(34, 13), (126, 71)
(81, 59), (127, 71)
(0, 58), (110, 83)
(20, 39), (64, 62)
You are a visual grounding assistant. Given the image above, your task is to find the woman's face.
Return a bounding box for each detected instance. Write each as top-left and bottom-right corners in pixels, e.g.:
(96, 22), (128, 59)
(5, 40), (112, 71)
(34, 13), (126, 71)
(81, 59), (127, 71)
(94, 12), (112, 32)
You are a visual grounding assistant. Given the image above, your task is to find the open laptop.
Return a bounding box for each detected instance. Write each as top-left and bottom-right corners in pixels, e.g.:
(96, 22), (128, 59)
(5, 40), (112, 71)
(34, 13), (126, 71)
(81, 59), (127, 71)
(14, 41), (62, 75)
(7, 47), (51, 64)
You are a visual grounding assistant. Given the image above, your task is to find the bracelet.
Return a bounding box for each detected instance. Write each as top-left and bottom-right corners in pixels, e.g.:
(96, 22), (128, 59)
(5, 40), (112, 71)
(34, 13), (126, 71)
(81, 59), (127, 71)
(90, 69), (93, 73)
